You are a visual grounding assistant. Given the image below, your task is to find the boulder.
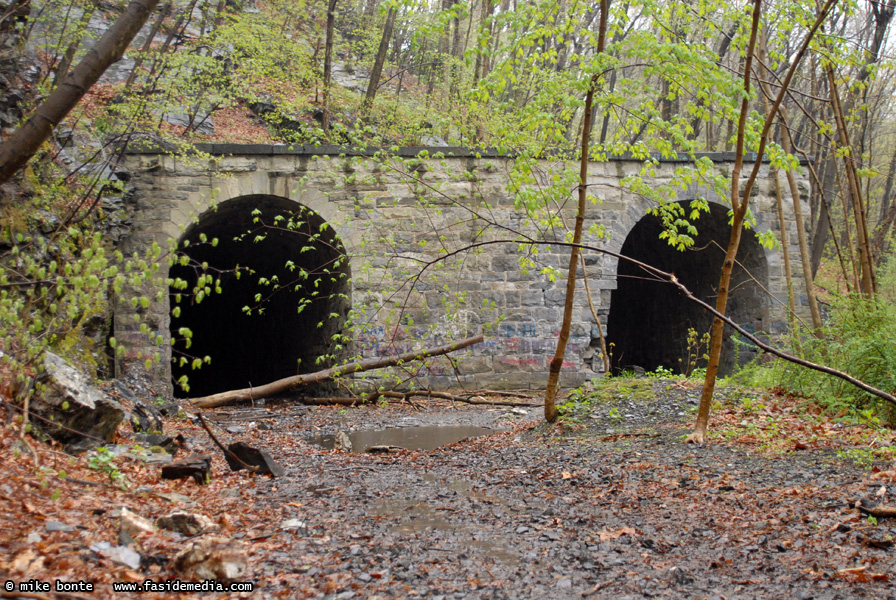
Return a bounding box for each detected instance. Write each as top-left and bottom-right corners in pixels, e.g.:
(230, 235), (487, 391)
(32, 353), (124, 452)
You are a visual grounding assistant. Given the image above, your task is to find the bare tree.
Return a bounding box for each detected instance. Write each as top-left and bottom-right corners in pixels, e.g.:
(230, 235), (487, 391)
(686, 0), (837, 444)
(321, 0), (338, 133)
(361, 5), (397, 116)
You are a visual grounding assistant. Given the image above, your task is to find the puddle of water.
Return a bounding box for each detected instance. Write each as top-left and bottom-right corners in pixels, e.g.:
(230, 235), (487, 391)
(308, 425), (499, 453)
(370, 499), (519, 564)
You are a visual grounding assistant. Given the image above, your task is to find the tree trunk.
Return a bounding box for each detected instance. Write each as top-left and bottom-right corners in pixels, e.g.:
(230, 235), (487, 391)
(770, 164), (797, 320)
(321, 0), (338, 133)
(777, 105), (823, 331)
(871, 140), (896, 261)
(825, 60), (877, 296)
(810, 152), (837, 276)
(214, 0), (226, 26)
(147, 0), (199, 80)
(544, 0), (608, 423)
(757, 27), (823, 333)
(361, 6), (396, 116)
(0, 0), (161, 188)
(687, 0), (835, 444)
(125, 1), (171, 88)
(52, 4), (97, 88)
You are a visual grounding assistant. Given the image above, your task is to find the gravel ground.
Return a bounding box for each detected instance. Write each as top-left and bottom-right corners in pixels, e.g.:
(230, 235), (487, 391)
(204, 380), (896, 599)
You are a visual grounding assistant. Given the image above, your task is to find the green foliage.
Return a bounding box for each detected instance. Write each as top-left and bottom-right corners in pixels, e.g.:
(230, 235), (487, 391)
(559, 376), (654, 423)
(0, 209), (168, 389)
(759, 259), (896, 425)
(679, 327), (711, 378)
(87, 447), (125, 486)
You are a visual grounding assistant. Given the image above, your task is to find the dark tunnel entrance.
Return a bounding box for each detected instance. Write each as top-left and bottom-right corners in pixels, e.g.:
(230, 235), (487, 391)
(169, 195), (351, 398)
(606, 202), (768, 376)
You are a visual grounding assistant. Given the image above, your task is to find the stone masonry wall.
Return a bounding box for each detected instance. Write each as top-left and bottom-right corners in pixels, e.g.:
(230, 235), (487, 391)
(118, 145), (811, 394)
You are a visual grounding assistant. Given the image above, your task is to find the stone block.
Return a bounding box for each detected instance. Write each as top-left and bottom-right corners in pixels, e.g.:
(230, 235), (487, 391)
(457, 356), (493, 374)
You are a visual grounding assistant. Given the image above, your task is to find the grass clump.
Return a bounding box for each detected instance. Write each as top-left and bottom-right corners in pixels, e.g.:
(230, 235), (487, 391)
(558, 376), (655, 423)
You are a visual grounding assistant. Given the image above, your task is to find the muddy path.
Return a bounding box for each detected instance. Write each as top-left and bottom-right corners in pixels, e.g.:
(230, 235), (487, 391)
(209, 382), (896, 599)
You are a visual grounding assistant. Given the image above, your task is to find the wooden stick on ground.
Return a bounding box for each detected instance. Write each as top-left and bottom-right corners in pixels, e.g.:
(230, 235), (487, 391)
(196, 413), (259, 472)
(297, 394), (542, 407)
(860, 504), (896, 519)
(391, 391), (542, 407)
(191, 335), (484, 409)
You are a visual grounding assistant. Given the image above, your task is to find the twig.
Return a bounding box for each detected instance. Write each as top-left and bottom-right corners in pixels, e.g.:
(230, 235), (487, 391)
(18, 435), (40, 467)
(859, 504), (896, 519)
(583, 574), (622, 596)
(462, 390), (538, 399)
(19, 377), (35, 440)
(59, 475), (103, 487)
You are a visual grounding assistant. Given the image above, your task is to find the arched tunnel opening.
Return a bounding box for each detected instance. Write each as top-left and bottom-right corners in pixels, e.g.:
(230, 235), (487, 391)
(168, 195), (351, 398)
(606, 201), (768, 376)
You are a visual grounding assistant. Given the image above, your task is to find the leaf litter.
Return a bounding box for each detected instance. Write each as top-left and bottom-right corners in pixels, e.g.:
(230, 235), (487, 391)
(1, 380), (895, 599)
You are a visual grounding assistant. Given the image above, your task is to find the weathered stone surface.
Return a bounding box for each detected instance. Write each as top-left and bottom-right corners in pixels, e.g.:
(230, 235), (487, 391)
(156, 511), (218, 535)
(120, 507), (155, 537)
(32, 353), (124, 451)
(170, 536), (246, 581)
(225, 442), (285, 477)
(118, 149), (811, 393)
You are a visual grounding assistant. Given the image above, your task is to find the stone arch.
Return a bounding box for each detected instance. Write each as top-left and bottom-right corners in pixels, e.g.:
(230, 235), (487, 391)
(168, 194), (351, 398)
(605, 201), (769, 375)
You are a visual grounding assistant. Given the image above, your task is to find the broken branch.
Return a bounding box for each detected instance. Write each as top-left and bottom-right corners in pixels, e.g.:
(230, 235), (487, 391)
(196, 413), (259, 472)
(860, 504), (896, 519)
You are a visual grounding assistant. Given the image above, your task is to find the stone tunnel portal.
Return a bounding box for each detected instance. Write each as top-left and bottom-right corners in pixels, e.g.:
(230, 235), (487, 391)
(606, 201), (768, 376)
(168, 195), (351, 398)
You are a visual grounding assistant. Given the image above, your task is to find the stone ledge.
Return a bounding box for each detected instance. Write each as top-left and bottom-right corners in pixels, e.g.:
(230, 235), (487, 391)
(124, 143), (807, 164)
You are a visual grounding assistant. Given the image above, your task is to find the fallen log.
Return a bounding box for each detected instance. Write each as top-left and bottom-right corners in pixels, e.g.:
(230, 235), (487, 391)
(294, 390), (542, 407)
(191, 335), (484, 409)
(374, 390), (542, 407)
